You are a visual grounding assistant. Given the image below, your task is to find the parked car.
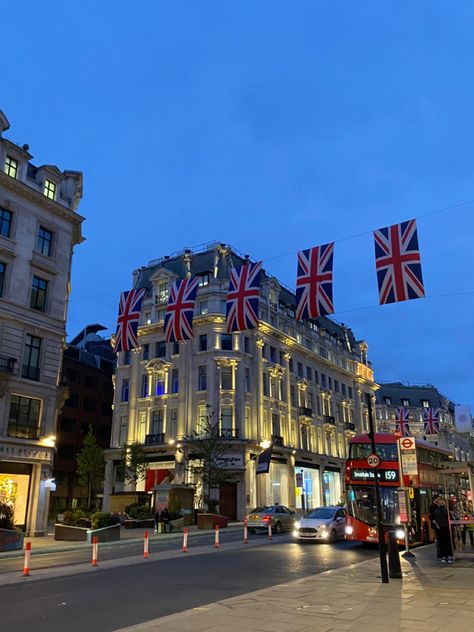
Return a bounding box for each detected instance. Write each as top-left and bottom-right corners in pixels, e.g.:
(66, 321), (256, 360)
(293, 506), (346, 543)
(246, 505), (297, 534)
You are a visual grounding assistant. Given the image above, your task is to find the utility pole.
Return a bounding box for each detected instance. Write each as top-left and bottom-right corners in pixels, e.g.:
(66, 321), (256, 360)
(366, 393), (389, 583)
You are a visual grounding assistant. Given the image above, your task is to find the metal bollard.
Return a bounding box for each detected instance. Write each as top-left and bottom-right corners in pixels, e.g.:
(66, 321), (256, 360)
(387, 531), (402, 579)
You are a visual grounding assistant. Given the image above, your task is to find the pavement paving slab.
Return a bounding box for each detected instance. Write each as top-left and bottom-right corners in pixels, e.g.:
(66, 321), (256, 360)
(113, 545), (474, 632)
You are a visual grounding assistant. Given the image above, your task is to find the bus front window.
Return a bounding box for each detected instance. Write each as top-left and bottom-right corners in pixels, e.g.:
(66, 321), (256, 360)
(347, 485), (397, 525)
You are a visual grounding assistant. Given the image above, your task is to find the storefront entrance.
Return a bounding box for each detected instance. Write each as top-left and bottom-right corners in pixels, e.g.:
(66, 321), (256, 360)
(295, 465), (321, 511)
(219, 482), (237, 519)
(323, 469), (342, 506)
(0, 463), (32, 530)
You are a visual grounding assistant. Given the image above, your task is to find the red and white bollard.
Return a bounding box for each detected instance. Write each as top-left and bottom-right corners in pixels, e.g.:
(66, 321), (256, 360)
(182, 527), (188, 553)
(92, 535), (98, 567)
(268, 522), (273, 540)
(144, 530), (149, 559)
(243, 517), (248, 544)
(23, 541), (31, 576)
(214, 524), (220, 548)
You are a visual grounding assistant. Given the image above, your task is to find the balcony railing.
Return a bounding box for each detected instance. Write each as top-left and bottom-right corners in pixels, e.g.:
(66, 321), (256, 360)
(272, 434), (284, 446)
(323, 415), (336, 426)
(145, 433), (165, 445)
(0, 356), (16, 373)
(22, 365), (40, 381)
(298, 406), (312, 417)
(218, 428), (240, 439)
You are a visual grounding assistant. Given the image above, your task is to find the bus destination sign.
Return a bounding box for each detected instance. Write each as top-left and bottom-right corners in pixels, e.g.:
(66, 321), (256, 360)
(351, 468), (399, 483)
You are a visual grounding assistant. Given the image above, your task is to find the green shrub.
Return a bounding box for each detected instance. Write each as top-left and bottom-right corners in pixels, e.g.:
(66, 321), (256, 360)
(90, 512), (120, 530)
(125, 503), (153, 519)
(62, 509), (90, 528)
(0, 502), (14, 530)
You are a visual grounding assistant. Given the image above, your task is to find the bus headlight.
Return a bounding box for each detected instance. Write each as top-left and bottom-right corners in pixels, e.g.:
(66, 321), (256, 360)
(345, 525), (354, 535)
(395, 528), (405, 540)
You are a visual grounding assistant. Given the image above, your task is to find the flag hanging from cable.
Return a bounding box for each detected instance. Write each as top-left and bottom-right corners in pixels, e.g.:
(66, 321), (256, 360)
(114, 288), (146, 352)
(164, 277), (200, 342)
(295, 243), (335, 320)
(423, 407), (440, 435)
(395, 408), (411, 437)
(226, 261), (263, 332)
(374, 219), (425, 304)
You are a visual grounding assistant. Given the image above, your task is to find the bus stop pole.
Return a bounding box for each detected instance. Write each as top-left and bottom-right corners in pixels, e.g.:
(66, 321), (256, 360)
(366, 393), (389, 583)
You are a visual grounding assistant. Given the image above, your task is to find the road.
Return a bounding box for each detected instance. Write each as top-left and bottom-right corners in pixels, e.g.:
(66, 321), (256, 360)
(0, 534), (376, 632)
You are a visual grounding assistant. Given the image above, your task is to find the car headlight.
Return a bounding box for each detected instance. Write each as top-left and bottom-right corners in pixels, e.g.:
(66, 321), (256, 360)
(345, 525), (354, 535)
(294, 521), (300, 529)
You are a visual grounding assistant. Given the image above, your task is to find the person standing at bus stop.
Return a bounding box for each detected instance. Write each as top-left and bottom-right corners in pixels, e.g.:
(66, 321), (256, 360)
(429, 494), (441, 558)
(432, 498), (454, 563)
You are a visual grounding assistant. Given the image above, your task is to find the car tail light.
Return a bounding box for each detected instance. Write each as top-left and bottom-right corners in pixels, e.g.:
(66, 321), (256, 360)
(262, 515), (271, 522)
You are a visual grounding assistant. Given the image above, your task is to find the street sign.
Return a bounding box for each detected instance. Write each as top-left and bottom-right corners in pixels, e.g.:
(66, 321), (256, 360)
(398, 437), (418, 476)
(368, 454), (381, 468)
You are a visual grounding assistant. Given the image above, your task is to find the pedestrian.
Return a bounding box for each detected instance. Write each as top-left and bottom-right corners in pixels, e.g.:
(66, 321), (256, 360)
(154, 509), (160, 533)
(461, 503), (474, 547)
(161, 507), (171, 533)
(429, 493), (441, 558)
(432, 498), (454, 563)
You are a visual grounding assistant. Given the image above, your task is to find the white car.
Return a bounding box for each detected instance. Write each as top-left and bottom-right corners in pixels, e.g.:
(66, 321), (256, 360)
(293, 506), (346, 543)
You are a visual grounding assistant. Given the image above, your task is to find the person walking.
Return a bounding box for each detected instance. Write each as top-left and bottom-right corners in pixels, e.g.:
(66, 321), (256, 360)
(432, 499), (454, 563)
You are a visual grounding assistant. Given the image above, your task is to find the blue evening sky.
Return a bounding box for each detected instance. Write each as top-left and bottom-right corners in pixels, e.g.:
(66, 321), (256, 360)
(3, 2), (474, 408)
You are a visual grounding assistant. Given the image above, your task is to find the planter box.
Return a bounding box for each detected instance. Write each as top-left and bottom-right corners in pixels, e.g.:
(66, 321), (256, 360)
(86, 524), (121, 544)
(0, 528), (24, 551)
(197, 513), (229, 529)
(123, 518), (154, 529)
(54, 524), (88, 541)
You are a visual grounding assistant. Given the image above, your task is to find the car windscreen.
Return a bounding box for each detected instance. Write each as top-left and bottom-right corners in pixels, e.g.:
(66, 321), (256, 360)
(305, 508), (334, 520)
(250, 507), (274, 514)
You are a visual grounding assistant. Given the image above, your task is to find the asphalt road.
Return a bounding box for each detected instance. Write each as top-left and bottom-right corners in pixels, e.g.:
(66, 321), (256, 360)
(0, 537), (376, 632)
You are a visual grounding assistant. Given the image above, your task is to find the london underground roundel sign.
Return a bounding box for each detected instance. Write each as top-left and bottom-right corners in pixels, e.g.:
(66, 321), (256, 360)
(367, 454), (381, 468)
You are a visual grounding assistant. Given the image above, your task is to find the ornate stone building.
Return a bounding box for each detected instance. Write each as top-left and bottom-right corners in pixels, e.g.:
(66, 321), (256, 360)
(0, 110), (84, 535)
(376, 383), (474, 461)
(104, 243), (377, 519)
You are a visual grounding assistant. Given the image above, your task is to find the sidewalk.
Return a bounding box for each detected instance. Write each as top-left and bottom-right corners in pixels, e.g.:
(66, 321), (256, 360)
(0, 522), (244, 559)
(114, 545), (474, 632)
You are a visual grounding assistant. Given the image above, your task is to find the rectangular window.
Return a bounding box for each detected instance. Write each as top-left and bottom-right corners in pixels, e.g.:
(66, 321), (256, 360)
(402, 399), (410, 407)
(122, 350), (131, 365)
(221, 407), (233, 435)
(221, 333), (232, 351)
(245, 406), (251, 439)
(270, 346), (276, 363)
(171, 369), (179, 393)
(157, 281), (168, 303)
(8, 395), (41, 439)
(138, 411), (147, 443)
(341, 383), (347, 398)
(169, 409), (178, 439)
(263, 372), (269, 397)
(22, 334), (41, 381)
(155, 340), (166, 358)
(155, 374), (165, 396)
(36, 226), (53, 257)
(421, 400), (430, 408)
(152, 410), (164, 435)
(221, 365), (233, 390)
(0, 208), (13, 238)
(199, 334), (207, 351)
(384, 397), (392, 405)
(0, 261), (5, 296)
(244, 367), (250, 392)
(198, 365), (207, 391)
(43, 179), (56, 200)
(279, 350), (285, 365)
(143, 311), (152, 324)
(121, 378), (129, 402)
(30, 276), (48, 312)
(119, 416), (128, 445)
(306, 366), (312, 381)
(198, 273), (210, 286)
(141, 374), (149, 398)
(244, 336), (250, 354)
(4, 155), (18, 178)
(199, 300), (208, 315)
(321, 373), (327, 388)
(334, 380), (339, 393)
(172, 342), (179, 355)
(142, 343), (149, 360)
(328, 376), (332, 390)
(308, 391), (313, 410)
(348, 386), (353, 399)
(272, 412), (280, 437)
(290, 385), (296, 406)
(289, 358), (294, 373)
(157, 308), (165, 321)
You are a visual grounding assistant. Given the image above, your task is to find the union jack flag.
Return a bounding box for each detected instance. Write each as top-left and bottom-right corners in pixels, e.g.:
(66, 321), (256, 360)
(374, 219), (425, 305)
(164, 277), (200, 343)
(114, 288), (146, 352)
(295, 243), (335, 320)
(395, 408), (411, 437)
(226, 261), (263, 333)
(423, 407), (440, 435)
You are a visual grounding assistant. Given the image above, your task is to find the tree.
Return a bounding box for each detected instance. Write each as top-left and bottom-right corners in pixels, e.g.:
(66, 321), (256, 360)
(186, 406), (234, 513)
(76, 426), (105, 508)
(118, 441), (148, 503)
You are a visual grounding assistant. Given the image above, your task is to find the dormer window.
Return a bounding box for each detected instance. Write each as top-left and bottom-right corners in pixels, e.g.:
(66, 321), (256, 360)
(421, 400), (430, 408)
(198, 273), (210, 287)
(4, 156), (18, 178)
(43, 179), (56, 200)
(402, 399), (410, 407)
(384, 397), (392, 406)
(156, 281), (168, 303)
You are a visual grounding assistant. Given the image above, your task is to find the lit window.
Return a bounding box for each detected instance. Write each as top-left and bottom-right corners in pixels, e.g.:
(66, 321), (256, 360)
(43, 179), (56, 200)
(198, 274), (210, 286)
(156, 281), (168, 303)
(157, 309), (165, 322)
(402, 399), (410, 407)
(4, 156), (18, 178)
(37, 226), (53, 257)
(199, 301), (208, 315)
(8, 395), (41, 440)
(421, 400), (430, 408)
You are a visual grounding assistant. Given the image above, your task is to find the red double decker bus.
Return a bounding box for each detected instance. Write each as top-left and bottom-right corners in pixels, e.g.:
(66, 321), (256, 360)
(345, 433), (452, 545)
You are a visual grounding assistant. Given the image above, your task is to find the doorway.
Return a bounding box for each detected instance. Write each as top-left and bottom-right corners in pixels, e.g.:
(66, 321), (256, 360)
(219, 483), (237, 519)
